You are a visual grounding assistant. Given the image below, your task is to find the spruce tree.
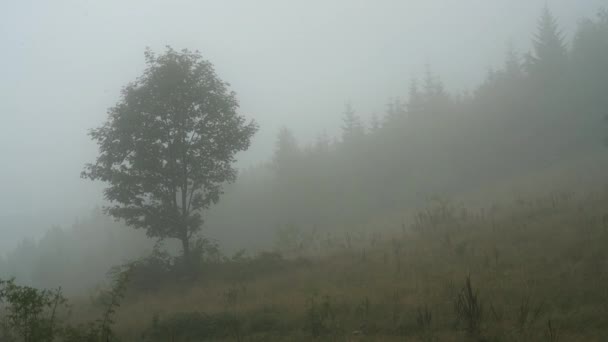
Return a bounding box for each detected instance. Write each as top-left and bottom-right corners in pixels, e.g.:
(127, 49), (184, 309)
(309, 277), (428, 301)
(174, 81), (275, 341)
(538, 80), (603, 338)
(526, 5), (568, 75)
(341, 102), (365, 144)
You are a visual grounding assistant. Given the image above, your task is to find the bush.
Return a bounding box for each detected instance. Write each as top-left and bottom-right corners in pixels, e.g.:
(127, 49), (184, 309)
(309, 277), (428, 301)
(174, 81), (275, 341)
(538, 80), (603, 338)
(0, 262), (132, 342)
(125, 248), (173, 292)
(0, 278), (67, 342)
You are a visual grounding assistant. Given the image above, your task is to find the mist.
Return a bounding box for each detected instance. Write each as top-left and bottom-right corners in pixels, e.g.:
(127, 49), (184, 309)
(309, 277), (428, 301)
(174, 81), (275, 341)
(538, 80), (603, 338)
(1, 1), (602, 240)
(1, 1), (608, 340)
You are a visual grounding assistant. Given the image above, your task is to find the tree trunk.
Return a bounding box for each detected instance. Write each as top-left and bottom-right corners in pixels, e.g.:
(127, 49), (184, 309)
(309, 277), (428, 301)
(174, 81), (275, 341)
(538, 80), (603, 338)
(181, 234), (190, 264)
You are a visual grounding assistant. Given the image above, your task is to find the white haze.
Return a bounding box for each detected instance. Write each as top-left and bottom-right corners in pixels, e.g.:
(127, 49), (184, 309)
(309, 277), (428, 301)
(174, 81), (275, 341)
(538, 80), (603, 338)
(0, 0), (603, 252)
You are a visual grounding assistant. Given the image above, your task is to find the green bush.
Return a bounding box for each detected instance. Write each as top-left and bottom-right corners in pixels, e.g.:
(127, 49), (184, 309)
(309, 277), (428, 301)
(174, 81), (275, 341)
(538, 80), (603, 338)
(0, 278), (67, 342)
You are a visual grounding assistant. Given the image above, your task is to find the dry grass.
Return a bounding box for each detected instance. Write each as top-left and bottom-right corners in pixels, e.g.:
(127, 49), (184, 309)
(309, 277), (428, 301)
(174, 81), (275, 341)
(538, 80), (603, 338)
(73, 187), (608, 341)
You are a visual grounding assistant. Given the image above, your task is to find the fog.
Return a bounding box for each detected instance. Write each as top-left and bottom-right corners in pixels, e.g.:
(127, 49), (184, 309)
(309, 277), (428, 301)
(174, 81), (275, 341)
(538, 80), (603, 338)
(1, 0), (607, 291)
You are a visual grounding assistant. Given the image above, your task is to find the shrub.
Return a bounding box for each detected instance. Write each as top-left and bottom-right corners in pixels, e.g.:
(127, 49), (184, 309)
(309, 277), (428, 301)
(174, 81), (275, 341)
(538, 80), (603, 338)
(0, 278), (67, 342)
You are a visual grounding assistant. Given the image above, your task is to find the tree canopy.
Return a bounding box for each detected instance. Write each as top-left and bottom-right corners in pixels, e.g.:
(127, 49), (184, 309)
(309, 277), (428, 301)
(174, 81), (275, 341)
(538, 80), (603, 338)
(82, 47), (258, 261)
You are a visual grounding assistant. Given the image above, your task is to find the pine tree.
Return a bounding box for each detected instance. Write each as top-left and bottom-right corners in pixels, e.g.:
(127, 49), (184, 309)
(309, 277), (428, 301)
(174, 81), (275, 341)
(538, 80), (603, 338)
(273, 127), (300, 179)
(526, 5), (568, 75)
(572, 8), (608, 74)
(407, 79), (425, 119)
(341, 102), (365, 144)
(571, 8), (608, 119)
(383, 97), (406, 128)
(423, 64), (437, 99)
(422, 65), (450, 115)
(504, 42), (523, 78)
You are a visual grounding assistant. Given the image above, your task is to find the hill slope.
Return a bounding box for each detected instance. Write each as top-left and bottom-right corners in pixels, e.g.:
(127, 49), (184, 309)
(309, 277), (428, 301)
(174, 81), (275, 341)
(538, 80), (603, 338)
(85, 187), (608, 341)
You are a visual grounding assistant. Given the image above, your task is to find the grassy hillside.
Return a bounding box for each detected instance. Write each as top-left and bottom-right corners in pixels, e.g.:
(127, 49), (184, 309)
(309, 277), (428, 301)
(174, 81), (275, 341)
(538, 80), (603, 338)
(67, 186), (608, 341)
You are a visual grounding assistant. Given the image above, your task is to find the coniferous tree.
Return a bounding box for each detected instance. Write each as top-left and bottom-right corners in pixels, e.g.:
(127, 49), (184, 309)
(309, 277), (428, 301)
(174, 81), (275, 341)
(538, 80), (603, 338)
(407, 79), (425, 120)
(504, 42), (523, 79)
(423, 65), (447, 99)
(341, 102), (365, 144)
(273, 127), (300, 180)
(422, 65), (450, 115)
(382, 97), (406, 128)
(572, 9), (608, 68)
(526, 5), (568, 76)
(571, 8), (608, 134)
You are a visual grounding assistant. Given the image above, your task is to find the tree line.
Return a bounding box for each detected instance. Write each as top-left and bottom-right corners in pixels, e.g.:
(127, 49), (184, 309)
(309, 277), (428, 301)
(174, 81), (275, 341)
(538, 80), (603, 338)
(205, 6), (608, 249)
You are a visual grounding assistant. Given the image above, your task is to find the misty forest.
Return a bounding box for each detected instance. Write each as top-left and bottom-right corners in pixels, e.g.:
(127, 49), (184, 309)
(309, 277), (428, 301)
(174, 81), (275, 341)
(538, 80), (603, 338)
(2, 2), (608, 341)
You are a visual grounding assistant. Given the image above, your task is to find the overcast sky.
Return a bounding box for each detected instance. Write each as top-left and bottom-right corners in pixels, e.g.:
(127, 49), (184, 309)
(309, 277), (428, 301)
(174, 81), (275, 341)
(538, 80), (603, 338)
(0, 0), (604, 248)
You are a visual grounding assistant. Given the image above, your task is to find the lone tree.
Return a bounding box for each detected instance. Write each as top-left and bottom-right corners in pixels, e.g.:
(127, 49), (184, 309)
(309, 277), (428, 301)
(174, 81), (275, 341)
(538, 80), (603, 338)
(83, 47), (257, 262)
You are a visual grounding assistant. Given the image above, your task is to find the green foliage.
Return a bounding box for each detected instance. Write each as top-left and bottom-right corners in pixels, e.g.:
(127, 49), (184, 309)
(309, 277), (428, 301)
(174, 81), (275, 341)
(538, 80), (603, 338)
(0, 279), (67, 342)
(0, 262), (133, 342)
(95, 265), (132, 341)
(63, 265), (132, 342)
(82, 46), (258, 261)
(122, 247), (173, 292)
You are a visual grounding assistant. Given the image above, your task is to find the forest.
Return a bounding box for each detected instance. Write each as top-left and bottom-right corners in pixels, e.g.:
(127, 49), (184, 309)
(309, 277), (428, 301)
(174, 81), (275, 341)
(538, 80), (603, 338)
(1, 4), (608, 342)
